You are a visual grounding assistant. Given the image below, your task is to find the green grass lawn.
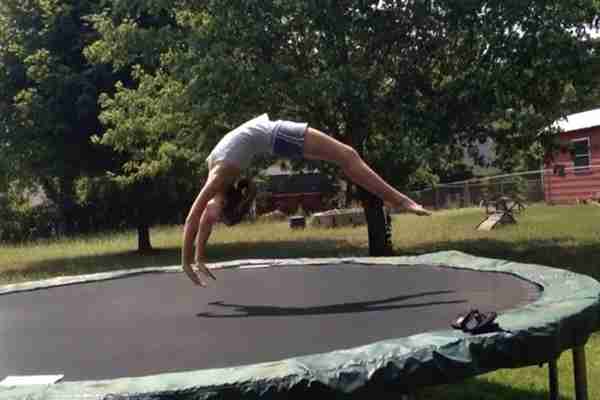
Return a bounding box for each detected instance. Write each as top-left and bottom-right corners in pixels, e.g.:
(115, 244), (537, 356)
(1, 203), (599, 399)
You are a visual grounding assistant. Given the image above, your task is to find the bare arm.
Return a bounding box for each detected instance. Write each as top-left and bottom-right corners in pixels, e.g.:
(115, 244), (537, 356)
(194, 197), (223, 265)
(182, 173), (227, 285)
(194, 215), (213, 264)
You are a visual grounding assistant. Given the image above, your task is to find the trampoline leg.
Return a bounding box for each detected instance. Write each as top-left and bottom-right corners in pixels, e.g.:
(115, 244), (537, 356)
(548, 359), (559, 400)
(573, 346), (588, 400)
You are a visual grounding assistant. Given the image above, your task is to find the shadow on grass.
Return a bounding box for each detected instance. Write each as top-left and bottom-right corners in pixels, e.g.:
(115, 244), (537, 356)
(5, 232), (600, 284)
(416, 377), (570, 400)
(401, 237), (600, 281)
(0, 238), (366, 283)
(207, 238), (369, 261)
(0, 247), (181, 283)
(272, 376), (571, 400)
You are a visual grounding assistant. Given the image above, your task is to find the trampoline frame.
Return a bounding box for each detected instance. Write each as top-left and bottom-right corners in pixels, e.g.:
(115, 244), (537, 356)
(1, 251), (599, 400)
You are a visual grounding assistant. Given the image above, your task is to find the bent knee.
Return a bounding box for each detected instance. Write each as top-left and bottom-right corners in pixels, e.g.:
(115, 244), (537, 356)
(338, 145), (360, 168)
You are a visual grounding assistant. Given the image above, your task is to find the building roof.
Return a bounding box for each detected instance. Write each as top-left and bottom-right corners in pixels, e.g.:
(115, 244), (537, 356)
(552, 108), (600, 132)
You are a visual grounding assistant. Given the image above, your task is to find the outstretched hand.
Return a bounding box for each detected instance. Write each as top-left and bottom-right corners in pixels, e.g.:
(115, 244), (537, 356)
(404, 202), (432, 216)
(183, 262), (217, 287)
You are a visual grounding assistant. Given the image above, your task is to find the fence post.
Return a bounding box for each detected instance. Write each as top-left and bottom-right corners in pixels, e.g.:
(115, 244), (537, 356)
(540, 167), (545, 202)
(464, 182), (471, 207)
(573, 345), (589, 400)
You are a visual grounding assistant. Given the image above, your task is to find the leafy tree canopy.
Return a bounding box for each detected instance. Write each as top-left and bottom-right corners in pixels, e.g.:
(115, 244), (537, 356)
(84, 0), (600, 254)
(89, 0), (600, 183)
(0, 0), (118, 231)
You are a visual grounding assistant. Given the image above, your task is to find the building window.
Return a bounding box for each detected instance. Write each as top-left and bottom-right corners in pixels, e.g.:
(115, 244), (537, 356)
(553, 164), (566, 177)
(571, 137), (591, 172)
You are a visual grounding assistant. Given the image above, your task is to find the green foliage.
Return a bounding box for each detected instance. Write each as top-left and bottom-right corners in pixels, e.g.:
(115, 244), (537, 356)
(74, 173), (195, 234)
(507, 176), (529, 203)
(0, 0), (119, 232)
(93, 66), (203, 183)
(480, 176), (504, 202)
(88, 0), (600, 187)
(86, 66), (202, 250)
(83, 0), (600, 255)
(0, 0), (198, 246)
(0, 150), (10, 194)
(2, 0), (599, 248)
(0, 187), (58, 243)
(84, 9), (180, 71)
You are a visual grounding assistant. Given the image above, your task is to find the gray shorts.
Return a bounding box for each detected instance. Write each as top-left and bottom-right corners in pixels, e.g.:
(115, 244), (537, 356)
(272, 121), (308, 159)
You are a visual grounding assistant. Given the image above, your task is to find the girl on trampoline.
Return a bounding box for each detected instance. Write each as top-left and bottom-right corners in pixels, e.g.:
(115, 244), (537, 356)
(182, 114), (431, 286)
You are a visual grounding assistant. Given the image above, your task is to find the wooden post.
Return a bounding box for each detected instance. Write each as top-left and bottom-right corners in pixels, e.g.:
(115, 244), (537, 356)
(548, 359), (559, 400)
(573, 346), (588, 400)
(464, 182), (471, 207)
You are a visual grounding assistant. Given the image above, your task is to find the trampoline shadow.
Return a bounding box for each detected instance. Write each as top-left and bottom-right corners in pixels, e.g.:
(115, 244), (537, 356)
(420, 377), (572, 400)
(402, 238), (600, 281)
(197, 290), (466, 318)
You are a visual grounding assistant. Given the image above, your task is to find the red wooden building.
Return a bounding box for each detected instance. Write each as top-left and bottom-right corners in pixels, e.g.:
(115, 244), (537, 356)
(544, 109), (600, 204)
(256, 162), (338, 215)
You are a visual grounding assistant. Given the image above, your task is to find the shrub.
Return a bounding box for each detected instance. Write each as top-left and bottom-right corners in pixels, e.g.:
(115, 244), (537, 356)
(0, 201), (59, 243)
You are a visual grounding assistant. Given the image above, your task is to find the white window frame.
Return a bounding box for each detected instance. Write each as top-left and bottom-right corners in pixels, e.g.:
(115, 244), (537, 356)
(571, 137), (591, 173)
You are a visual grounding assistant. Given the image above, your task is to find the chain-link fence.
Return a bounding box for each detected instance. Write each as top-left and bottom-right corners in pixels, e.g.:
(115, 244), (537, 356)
(409, 171), (547, 210)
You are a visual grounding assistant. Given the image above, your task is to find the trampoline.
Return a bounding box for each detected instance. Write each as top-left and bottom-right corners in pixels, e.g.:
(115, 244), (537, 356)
(1, 251), (599, 400)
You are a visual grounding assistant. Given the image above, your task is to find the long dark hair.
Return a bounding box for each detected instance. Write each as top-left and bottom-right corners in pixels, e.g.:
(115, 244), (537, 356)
(221, 178), (257, 226)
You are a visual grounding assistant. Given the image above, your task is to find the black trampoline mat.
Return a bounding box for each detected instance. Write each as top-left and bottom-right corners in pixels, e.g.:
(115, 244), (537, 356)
(0, 263), (541, 381)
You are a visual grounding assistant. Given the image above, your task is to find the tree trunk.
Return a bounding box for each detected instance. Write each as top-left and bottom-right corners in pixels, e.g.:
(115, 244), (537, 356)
(346, 113), (393, 257)
(359, 187), (393, 256)
(41, 176), (78, 236)
(135, 198), (153, 253)
(344, 180), (352, 208)
(137, 222), (152, 253)
(60, 181), (78, 236)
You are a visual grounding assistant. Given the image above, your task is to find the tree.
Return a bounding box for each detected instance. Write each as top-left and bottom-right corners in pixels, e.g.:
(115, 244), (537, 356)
(0, 0), (196, 250)
(84, 2), (203, 252)
(435, 1), (600, 172)
(0, 0), (117, 234)
(90, 68), (203, 252)
(88, 0), (600, 255)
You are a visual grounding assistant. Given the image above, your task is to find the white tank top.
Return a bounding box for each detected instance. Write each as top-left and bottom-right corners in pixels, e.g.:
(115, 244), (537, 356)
(206, 114), (279, 170)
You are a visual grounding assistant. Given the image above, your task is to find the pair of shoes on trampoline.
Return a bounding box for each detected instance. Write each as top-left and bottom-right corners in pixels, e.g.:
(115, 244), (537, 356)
(452, 309), (499, 334)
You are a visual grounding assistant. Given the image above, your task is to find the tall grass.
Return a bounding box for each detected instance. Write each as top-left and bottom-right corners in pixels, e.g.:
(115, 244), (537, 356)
(222, 204), (600, 281)
(2, 203), (600, 282)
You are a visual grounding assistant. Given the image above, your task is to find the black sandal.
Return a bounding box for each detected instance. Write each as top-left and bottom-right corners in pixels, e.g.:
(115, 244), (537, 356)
(452, 309), (477, 330)
(452, 309), (499, 334)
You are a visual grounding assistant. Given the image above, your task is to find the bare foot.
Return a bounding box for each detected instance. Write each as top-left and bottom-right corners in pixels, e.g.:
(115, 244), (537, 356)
(195, 262), (217, 281)
(183, 263), (207, 287)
